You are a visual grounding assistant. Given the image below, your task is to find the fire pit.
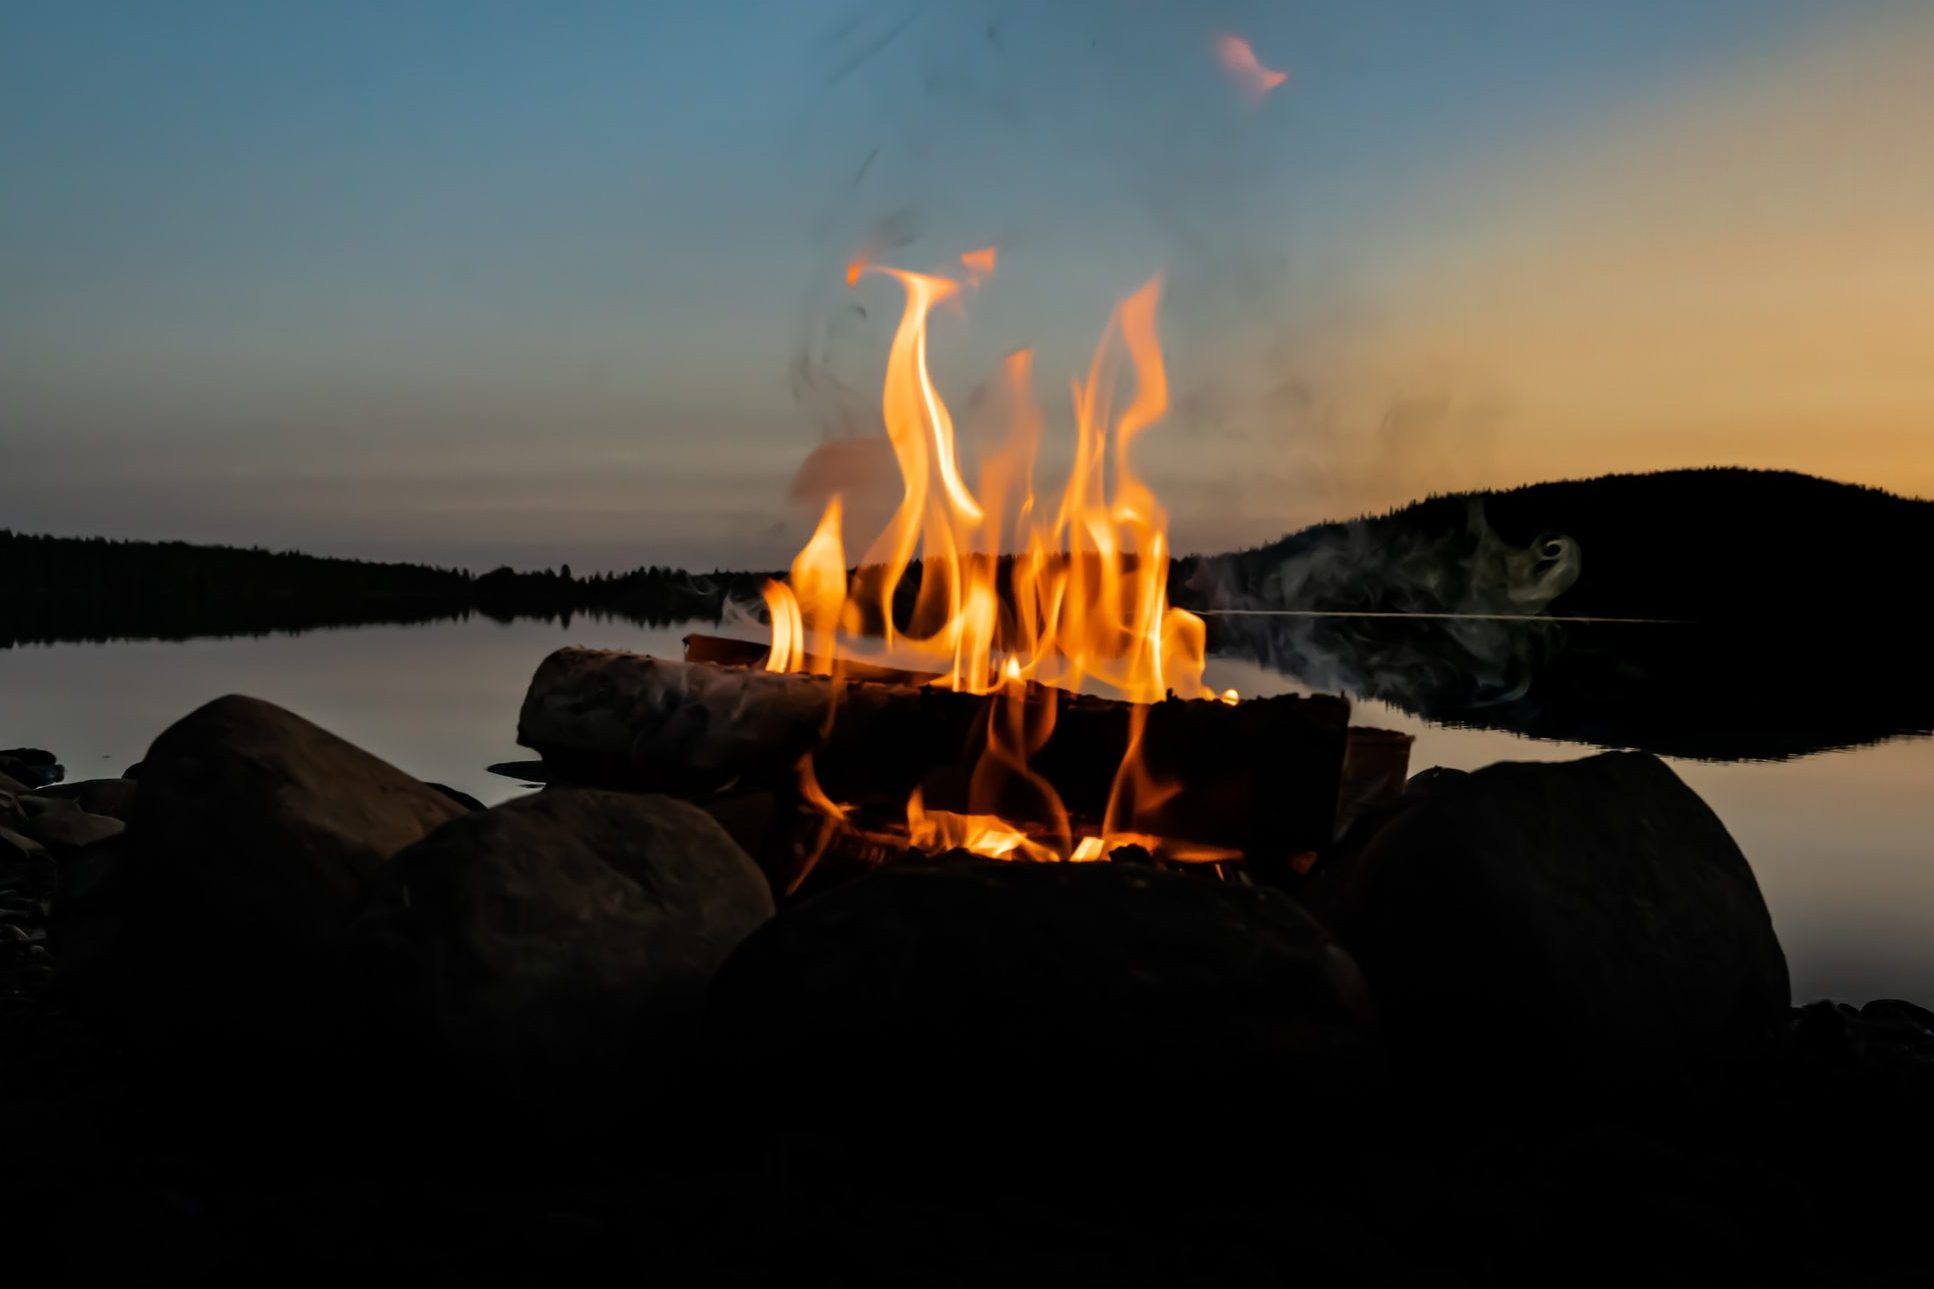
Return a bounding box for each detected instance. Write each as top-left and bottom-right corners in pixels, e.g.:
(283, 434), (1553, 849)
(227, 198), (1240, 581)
(517, 251), (1410, 892)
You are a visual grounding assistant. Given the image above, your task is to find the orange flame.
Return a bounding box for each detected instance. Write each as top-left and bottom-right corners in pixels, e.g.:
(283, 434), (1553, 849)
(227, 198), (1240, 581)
(766, 254), (1220, 862)
(764, 495), (846, 674)
(1214, 31), (1288, 106)
(960, 245), (998, 282)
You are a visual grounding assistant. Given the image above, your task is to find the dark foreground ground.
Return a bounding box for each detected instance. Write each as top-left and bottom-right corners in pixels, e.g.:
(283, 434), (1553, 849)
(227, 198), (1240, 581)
(6, 716), (1934, 1285)
(7, 989), (1932, 1285)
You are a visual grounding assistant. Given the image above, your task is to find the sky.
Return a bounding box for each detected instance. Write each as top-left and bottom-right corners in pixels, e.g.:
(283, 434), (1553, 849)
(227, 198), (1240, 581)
(3, 0), (1929, 573)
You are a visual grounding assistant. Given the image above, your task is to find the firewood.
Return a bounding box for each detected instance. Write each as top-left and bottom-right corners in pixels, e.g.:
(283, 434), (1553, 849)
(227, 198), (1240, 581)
(681, 632), (942, 686)
(517, 647), (1355, 858)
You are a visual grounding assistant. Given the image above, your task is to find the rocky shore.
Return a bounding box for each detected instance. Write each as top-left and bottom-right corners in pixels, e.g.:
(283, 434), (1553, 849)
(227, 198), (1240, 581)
(4, 700), (1932, 1285)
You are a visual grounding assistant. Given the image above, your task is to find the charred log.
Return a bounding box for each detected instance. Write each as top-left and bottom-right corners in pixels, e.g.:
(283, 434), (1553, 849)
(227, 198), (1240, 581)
(681, 632), (941, 686)
(517, 646), (1358, 859)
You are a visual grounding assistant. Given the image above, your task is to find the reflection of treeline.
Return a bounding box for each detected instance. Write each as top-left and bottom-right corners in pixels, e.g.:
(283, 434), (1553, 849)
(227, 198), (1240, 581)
(0, 531), (773, 646)
(1183, 468), (1934, 622)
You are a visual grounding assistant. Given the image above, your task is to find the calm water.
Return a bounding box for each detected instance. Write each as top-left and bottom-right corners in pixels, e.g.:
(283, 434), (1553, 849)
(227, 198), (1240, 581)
(4, 616), (1931, 1005)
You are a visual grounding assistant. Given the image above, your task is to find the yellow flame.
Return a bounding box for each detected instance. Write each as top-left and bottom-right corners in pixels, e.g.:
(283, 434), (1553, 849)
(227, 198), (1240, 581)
(771, 256), (1221, 862)
(1070, 836), (1108, 862)
(761, 579), (801, 672)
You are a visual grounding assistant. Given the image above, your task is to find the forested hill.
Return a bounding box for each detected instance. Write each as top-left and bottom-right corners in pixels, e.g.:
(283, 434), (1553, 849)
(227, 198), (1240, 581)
(9, 469), (1929, 645)
(0, 531), (768, 645)
(1179, 468), (1934, 622)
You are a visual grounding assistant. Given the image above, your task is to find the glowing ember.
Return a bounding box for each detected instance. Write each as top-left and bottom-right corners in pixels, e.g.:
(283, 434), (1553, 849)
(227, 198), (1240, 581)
(766, 251), (1227, 863)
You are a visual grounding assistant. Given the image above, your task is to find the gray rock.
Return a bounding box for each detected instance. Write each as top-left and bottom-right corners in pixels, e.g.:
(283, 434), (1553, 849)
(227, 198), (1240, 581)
(130, 695), (466, 951)
(424, 781), (485, 812)
(57, 837), (128, 911)
(52, 839), (130, 993)
(347, 789), (772, 1080)
(2, 824), (47, 860)
(1, 825), (50, 884)
(0, 748), (62, 789)
(34, 778), (139, 822)
(17, 799), (125, 852)
(1305, 750), (1789, 1097)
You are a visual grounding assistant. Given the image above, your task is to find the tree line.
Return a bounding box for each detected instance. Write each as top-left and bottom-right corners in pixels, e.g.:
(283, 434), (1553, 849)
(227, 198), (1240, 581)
(0, 531), (773, 646)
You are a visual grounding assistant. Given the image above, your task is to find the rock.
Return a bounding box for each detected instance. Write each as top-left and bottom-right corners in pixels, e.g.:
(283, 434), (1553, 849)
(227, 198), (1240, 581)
(57, 837), (129, 912)
(1306, 751), (1789, 1099)
(0, 747), (63, 789)
(16, 798), (125, 852)
(345, 789), (772, 1087)
(129, 695), (467, 953)
(1793, 998), (1934, 1093)
(424, 781), (486, 812)
(701, 862), (1381, 1191)
(1, 826), (51, 887)
(52, 838), (131, 993)
(33, 778), (139, 822)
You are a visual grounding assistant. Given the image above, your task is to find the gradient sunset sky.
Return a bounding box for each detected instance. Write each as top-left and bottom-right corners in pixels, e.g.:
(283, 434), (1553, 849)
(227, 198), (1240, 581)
(4, 1), (1929, 572)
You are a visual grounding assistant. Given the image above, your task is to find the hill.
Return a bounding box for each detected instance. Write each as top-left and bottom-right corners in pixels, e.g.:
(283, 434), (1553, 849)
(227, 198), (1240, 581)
(1177, 468), (1934, 622)
(1175, 469), (1934, 759)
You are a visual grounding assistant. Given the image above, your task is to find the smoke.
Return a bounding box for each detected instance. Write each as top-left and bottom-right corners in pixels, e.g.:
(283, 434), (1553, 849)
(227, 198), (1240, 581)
(775, 3), (1934, 580)
(1189, 501), (1580, 709)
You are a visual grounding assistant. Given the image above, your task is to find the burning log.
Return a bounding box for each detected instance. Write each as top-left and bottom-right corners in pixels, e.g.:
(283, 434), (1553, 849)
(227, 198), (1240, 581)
(681, 631), (940, 686)
(517, 645), (1357, 860)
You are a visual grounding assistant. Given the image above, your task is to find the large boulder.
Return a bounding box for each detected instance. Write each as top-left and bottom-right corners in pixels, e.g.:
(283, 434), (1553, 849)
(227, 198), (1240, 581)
(1, 824), (49, 883)
(701, 861), (1381, 1193)
(130, 695), (466, 952)
(345, 789), (772, 1088)
(1306, 751), (1789, 1098)
(33, 777), (139, 822)
(13, 795), (125, 852)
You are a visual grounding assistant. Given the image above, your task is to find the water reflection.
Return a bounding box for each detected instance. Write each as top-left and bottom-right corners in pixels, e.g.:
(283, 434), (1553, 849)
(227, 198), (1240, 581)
(1205, 611), (1934, 762)
(2, 614), (1931, 1003)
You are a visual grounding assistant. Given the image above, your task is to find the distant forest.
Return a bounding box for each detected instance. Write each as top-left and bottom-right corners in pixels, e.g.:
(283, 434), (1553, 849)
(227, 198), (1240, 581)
(6, 469), (1929, 647)
(0, 530), (771, 647)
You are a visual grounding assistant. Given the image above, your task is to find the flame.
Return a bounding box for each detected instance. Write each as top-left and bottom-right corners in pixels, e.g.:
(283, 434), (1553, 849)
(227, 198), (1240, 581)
(760, 580), (800, 673)
(960, 245), (998, 282)
(767, 254), (1220, 862)
(1213, 31), (1288, 106)
(784, 754), (850, 897)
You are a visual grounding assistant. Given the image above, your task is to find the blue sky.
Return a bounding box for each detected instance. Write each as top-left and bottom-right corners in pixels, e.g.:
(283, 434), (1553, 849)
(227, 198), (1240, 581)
(4, 0), (1918, 571)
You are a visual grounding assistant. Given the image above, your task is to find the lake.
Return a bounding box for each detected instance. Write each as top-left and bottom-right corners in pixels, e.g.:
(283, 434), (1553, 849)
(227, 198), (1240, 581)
(4, 614), (1930, 1005)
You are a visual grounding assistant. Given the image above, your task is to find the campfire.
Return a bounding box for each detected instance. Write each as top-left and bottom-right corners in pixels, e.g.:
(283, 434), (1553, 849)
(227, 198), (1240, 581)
(518, 251), (1410, 892)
